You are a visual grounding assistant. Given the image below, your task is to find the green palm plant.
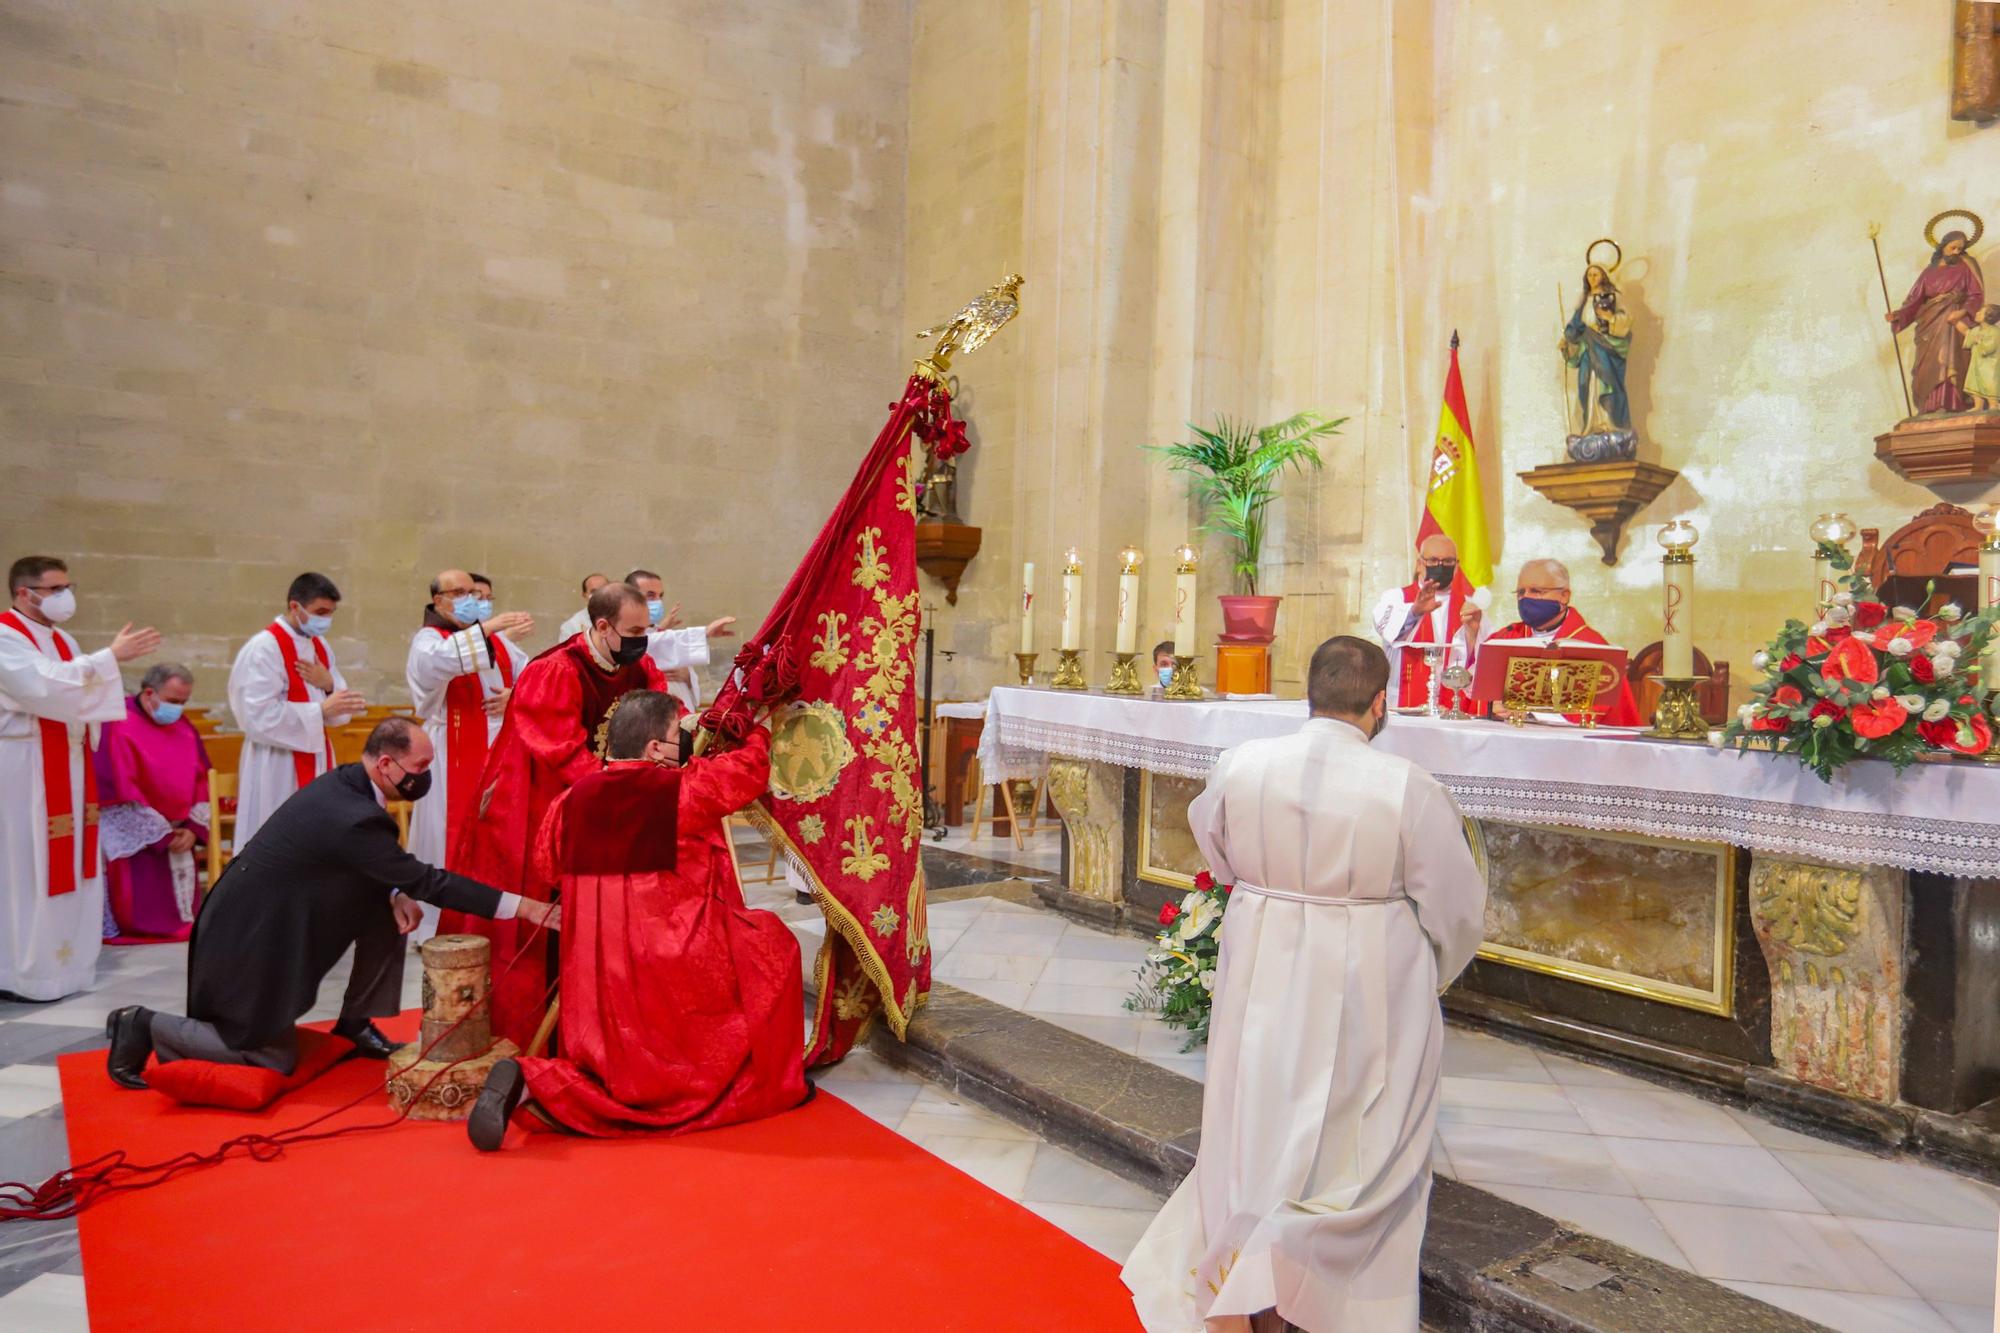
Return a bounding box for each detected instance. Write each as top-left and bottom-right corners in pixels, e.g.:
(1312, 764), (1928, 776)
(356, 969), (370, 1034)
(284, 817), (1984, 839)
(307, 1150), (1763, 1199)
(1147, 411), (1345, 595)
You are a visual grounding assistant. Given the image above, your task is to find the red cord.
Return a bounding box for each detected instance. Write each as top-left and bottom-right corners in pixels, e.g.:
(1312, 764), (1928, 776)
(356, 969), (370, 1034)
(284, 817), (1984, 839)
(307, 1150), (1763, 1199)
(0, 916), (555, 1221)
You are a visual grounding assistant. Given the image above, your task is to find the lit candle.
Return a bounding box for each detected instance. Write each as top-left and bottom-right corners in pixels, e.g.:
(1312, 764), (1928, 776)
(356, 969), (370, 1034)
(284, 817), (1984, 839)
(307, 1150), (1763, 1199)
(1657, 519), (1698, 678)
(1019, 562), (1035, 656)
(1115, 545), (1141, 655)
(1060, 548), (1082, 652)
(1979, 508), (2000, 684)
(1171, 542), (1199, 657)
(1808, 512), (1856, 613)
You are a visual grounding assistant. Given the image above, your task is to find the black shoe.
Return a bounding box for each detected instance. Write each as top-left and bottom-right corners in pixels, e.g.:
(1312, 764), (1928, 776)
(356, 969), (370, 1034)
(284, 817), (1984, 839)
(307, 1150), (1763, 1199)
(468, 1058), (526, 1152)
(105, 1006), (154, 1089)
(332, 1021), (400, 1060)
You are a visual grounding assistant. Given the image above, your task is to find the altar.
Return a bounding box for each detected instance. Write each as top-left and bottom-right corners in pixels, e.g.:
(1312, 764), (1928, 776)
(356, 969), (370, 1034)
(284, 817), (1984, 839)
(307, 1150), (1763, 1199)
(976, 686), (2000, 1162)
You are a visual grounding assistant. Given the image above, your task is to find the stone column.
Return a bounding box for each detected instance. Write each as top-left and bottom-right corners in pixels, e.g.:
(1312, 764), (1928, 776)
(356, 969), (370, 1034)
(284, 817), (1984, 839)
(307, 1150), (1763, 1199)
(1045, 758), (1128, 908)
(1746, 856), (1907, 1104)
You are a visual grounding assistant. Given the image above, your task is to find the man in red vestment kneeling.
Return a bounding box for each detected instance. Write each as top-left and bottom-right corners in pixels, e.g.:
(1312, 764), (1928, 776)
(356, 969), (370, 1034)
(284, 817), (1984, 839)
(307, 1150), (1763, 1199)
(1480, 557), (1642, 725)
(468, 691), (807, 1149)
(439, 581), (668, 1048)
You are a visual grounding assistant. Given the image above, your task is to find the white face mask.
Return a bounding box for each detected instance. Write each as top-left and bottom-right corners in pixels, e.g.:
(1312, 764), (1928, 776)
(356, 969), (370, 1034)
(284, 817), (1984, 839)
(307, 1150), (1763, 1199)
(35, 588), (76, 623)
(293, 608), (332, 638)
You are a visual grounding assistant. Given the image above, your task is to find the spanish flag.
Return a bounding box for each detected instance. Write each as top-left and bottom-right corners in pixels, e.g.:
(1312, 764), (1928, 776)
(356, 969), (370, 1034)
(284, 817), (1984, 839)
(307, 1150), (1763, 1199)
(1417, 332), (1494, 590)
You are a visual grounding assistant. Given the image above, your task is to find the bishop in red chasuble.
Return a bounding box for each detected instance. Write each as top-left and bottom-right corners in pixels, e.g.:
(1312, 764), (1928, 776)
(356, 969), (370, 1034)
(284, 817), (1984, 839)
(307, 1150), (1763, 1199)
(1480, 558), (1641, 725)
(468, 691), (805, 1147)
(438, 582), (665, 1048)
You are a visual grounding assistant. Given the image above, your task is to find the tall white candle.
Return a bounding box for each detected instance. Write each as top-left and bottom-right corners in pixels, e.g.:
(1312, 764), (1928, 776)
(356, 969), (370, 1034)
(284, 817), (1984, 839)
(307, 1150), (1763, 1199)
(1019, 562), (1035, 656)
(1662, 558), (1693, 677)
(1114, 545), (1141, 655)
(1171, 542), (1199, 657)
(1060, 549), (1082, 652)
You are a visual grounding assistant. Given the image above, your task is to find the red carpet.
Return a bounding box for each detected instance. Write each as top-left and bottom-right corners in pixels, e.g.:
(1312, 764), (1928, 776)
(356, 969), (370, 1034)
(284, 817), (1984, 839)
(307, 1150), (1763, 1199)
(57, 1013), (1143, 1332)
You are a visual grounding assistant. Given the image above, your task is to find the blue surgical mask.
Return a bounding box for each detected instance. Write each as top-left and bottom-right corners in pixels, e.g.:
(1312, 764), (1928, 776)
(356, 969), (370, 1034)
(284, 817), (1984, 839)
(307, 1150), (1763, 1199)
(453, 594), (491, 624)
(296, 612), (332, 638)
(149, 700), (184, 726)
(646, 598), (666, 626)
(1517, 596), (1565, 629)
(1157, 665), (1174, 688)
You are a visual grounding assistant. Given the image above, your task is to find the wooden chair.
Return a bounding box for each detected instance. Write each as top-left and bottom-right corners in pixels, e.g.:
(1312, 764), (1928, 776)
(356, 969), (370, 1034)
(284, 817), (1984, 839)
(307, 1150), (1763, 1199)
(1858, 503), (1982, 614)
(727, 812), (785, 885)
(961, 754), (1051, 851)
(1629, 642), (1732, 727)
(184, 706), (222, 735)
(200, 731), (246, 894)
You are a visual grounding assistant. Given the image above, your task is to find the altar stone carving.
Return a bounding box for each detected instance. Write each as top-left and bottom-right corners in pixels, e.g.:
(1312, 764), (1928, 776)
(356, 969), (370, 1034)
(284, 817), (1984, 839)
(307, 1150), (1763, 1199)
(1747, 858), (1905, 1104)
(1046, 758), (1125, 904)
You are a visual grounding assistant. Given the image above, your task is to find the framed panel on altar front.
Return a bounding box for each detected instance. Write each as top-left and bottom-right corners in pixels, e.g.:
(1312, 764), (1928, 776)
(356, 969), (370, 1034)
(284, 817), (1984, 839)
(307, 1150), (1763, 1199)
(1136, 770), (1208, 890)
(1465, 819), (1738, 1017)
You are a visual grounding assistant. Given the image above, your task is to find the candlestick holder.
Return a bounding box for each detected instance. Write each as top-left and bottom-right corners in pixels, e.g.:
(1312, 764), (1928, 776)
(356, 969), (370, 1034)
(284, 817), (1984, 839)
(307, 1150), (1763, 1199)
(1051, 648), (1087, 691)
(1422, 646), (1447, 718)
(1164, 655), (1203, 700)
(1105, 651), (1143, 695)
(1014, 652), (1039, 686)
(1646, 674), (1710, 740)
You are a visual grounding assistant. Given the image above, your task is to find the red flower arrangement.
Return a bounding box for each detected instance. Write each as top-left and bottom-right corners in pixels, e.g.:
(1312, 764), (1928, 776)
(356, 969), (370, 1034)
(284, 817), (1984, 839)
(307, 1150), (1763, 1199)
(1725, 547), (2000, 781)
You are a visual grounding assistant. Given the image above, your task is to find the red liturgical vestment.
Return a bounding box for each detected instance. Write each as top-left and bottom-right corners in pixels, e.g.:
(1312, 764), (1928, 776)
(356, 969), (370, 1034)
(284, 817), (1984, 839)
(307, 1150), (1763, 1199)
(439, 633), (664, 1047)
(1482, 609), (1641, 725)
(517, 728), (807, 1137)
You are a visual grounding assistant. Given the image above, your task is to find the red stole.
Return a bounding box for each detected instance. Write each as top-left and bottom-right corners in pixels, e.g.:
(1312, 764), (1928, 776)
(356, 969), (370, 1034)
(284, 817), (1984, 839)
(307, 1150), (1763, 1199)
(439, 627), (515, 841)
(1395, 580), (1469, 710)
(265, 622), (332, 793)
(0, 611), (98, 894)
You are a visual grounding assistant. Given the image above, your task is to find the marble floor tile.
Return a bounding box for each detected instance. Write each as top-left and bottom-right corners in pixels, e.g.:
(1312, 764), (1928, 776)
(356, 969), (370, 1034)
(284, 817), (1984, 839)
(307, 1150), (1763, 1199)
(1440, 1029), (1554, 1084)
(1476, 1183), (1692, 1269)
(948, 977), (1034, 1009)
(821, 1080), (923, 1127)
(0, 1024), (101, 1066)
(932, 952), (1050, 984)
(0, 1113), (71, 1184)
(1020, 1199), (1157, 1264)
(1023, 981), (1136, 1018)
(896, 1087), (1038, 1142)
(0, 1271), (86, 1332)
(1536, 1051), (1659, 1091)
(1437, 1076), (1592, 1135)
(1844, 1217), (1999, 1309)
(1930, 1300), (1999, 1333)
(1722, 1105), (1877, 1158)
(1434, 1124), (1636, 1195)
(1050, 928), (1155, 962)
(1558, 1083), (1758, 1146)
(899, 1132), (1038, 1197)
(1600, 1138), (1825, 1212)
(1774, 1150), (2000, 1230)
(0, 1067), (63, 1119)
(1647, 1201), (1917, 1297)
(1147, 1054), (1208, 1082)
(1020, 1143), (1163, 1211)
(1717, 1280), (1958, 1333)
(1038, 956), (1149, 989)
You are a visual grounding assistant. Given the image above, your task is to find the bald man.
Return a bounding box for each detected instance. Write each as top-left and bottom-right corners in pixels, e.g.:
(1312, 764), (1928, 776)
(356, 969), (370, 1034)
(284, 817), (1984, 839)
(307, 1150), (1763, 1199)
(1479, 558), (1641, 725)
(405, 570), (535, 931)
(1370, 535), (1485, 712)
(557, 572), (611, 642)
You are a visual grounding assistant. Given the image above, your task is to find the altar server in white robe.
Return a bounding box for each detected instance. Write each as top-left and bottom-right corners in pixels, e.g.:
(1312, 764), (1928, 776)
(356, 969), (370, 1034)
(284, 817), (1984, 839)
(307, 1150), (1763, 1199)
(227, 572), (366, 848)
(623, 566), (735, 711)
(1369, 534), (1488, 714)
(0, 556), (161, 999)
(1122, 634), (1487, 1333)
(405, 569), (533, 941)
(555, 571), (610, 643)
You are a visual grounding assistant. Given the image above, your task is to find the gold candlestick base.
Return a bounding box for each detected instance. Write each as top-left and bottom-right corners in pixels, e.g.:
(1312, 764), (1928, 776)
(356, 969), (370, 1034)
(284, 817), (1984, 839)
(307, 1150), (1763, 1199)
(1105, 651), (1143, 695)
(1050, 648), (1087, 690)
(1646, 674), (1710, 740)
(1014, 652), (1039, 686)
(1164, 655), (1203, 700)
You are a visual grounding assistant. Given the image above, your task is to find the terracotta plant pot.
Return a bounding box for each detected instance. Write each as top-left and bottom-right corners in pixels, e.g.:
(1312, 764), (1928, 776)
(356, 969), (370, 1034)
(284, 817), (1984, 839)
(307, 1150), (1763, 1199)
(1217, 594), (1282, 644)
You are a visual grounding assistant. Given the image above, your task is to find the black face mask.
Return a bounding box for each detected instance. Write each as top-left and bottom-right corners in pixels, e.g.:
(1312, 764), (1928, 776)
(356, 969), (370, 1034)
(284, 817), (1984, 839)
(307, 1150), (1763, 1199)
(1426, 561), (1458, 588)
(612, 633), (649, 667)
(388, 761), (432, 802)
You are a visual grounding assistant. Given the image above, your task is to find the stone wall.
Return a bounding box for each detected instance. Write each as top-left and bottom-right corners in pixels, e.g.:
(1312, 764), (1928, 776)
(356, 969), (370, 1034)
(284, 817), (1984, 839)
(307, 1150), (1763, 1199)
(0, 0), (912, 701)
(910, 0), (2000, 701)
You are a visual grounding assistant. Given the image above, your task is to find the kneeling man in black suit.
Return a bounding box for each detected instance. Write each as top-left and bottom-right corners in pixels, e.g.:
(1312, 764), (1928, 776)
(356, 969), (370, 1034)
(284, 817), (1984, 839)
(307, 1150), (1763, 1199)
(106, 717), (559, 1086)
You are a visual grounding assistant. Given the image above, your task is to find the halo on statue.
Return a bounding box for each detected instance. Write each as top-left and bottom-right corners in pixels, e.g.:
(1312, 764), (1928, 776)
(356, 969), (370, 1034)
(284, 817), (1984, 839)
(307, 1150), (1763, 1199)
(1585, 237), (1622, 273)
(1924, 208), (1984, 249)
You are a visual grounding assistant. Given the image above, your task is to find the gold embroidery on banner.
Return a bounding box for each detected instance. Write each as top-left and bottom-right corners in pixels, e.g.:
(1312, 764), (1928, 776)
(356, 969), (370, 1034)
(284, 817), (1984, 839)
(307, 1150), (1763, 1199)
(864, 731), (922, 851)
(853, 527), (889, 590)
(833, 972), (874, 1021)
(798, 814), (827, 845)
(840, 815), (889, 882)
(904, 859), (929, 964)
(768, 701), (855, 804)
(869, 904), (900, 937)
(810, 611), (851, 674)
(852, 590), (917, 706)
(897, 442), (920, 516)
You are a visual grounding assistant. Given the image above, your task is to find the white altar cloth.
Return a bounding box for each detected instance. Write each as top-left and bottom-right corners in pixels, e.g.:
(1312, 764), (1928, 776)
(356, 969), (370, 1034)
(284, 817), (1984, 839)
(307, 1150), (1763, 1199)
(976, 687), (2000, 876)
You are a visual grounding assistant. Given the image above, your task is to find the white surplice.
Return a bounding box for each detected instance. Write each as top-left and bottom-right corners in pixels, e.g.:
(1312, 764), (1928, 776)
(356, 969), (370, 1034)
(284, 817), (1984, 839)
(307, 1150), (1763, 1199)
(1369, 586), (1475, 706)
(1122, 716), (1487, 1333)
(647, 627), (710, 715)
(405, 624), (518, 943)
(226, 621), (354, 847)
(0, 619), (125, 999)
(556, 607), (591, 642)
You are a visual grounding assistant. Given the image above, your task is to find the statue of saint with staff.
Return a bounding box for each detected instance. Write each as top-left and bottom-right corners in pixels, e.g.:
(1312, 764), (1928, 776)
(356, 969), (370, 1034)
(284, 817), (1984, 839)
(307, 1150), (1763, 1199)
(1880, 209), (1986, 417)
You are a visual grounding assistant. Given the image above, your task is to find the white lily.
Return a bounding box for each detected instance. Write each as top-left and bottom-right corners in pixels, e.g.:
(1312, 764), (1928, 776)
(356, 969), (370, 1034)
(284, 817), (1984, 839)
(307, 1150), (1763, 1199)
(1940, 603), (1964, 622)
(1897, 694), (1925, 711)
(1886, 638), (1915, 657)
(1893, 606), (1918, 623)
(1924, 699), (1953, 722)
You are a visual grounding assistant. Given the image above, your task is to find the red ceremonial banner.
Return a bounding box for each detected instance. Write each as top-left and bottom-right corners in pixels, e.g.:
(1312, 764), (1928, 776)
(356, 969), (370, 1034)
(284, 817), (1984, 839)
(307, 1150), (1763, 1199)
(702, 374), (966, 1066)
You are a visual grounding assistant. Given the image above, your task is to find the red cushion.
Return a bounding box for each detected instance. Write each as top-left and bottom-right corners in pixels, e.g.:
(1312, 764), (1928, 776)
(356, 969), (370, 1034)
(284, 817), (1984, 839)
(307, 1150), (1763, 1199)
(146, 1029), (355, 1110)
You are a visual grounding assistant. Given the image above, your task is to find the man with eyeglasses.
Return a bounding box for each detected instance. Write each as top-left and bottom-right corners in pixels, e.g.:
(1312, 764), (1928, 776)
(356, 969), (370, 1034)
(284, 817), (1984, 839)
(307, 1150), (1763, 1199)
(1481, 557), (1641, 724)
(404, 569), (537, 940)
(1370, 534), (1489, 715)
(0, 555), (161, 1000)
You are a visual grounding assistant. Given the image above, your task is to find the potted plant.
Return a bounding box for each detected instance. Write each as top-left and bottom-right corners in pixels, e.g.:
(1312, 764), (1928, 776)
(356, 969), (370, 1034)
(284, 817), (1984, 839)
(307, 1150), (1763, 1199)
(1148, 411), (1344, 642)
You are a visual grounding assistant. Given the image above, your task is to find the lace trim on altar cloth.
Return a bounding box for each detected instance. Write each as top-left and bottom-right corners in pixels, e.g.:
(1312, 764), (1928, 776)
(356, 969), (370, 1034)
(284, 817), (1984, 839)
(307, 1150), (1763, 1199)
(981, 714), (2000, 877)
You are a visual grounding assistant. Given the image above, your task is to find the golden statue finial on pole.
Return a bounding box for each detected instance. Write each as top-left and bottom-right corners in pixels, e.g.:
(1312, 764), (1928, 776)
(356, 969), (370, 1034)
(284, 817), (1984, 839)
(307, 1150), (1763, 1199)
(914, 272), (1024, 379)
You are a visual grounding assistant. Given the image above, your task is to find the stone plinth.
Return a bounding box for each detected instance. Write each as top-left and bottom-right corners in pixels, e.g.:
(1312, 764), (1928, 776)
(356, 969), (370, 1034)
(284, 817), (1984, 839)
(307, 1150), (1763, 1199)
(384, 932), (516, 1122)
(1747, 857), (1906, 1104)
(1045, 758), (1127, 906)
(387, 1038), (521, 1122)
